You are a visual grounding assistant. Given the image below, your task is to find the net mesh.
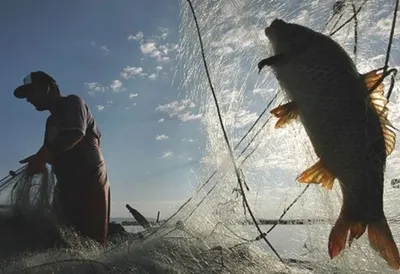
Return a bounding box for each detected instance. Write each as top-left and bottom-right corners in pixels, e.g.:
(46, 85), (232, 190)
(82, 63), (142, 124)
(1, 0), (400, 273)
(7, 167), (55, 212)
(0, 166), (61, 260)
(0, 166), (57, 219)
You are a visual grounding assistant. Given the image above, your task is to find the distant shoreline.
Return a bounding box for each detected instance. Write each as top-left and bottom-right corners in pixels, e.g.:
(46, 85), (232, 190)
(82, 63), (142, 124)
(116, 218), (331, 226)
(114, 217), (400, 226)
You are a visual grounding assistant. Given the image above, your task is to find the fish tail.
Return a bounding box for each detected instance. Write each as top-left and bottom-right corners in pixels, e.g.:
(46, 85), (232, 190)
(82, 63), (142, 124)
(328, 218), (348, 259)
(328, 215), (366, 259)
(368, 217), (400, 270)
(328, 212), (400, 270)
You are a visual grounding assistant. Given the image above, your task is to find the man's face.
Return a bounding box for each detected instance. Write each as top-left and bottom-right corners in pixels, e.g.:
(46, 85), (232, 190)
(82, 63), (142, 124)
(26, 84), (50, 111)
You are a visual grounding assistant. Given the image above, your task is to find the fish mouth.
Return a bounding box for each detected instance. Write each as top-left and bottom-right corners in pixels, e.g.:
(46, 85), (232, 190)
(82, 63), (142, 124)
(265, 18), (284, 38)
(264, 25), (276, 39)
(264, 26), (272, 37)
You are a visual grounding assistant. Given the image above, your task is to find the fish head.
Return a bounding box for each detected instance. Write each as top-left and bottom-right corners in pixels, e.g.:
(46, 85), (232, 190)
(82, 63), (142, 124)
(265, 19), (317, 55)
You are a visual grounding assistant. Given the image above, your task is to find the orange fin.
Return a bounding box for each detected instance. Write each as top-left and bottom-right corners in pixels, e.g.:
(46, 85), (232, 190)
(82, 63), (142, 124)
(328, 217), (350, 259)
(296, 160), (336, 190)
(363, 69), (385, 93)
(329, 220), (368, 258)
(368, 218), (400, 270)
(362, 70), (397, 155)
(348, 223), (366, 247)
(270, 101), (299, 128)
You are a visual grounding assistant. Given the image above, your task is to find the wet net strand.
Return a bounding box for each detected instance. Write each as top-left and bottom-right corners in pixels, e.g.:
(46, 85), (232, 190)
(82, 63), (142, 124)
(185, 0), (286, 265)
(329, 0), (368, 36)
(157, 0), (382, 243)
(168, 0), (400, 251)
(2, 1), (400, 273)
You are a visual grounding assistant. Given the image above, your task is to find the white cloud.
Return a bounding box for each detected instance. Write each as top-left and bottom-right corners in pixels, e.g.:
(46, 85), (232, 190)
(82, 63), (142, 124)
(100, 45), (109, 56)
(177, 112), (202, 122)
(110, 80), (123, 92)
(140, 42), (157, 54)
(140, 41), (178, 63)
(121, 66), (147, 79)
(96, 105), (105, 112)
(127, 31), (144, 42)
(125, 29), (178, 79)
(85, 80), (125, 95)
(155, 99), (202, 122)
(209, 26), (258, 56)
(91, 41), (109, 56)
(161, 151), (173, 159)
(158, 118), (165, 123)
(156, 134), (169, 141)
(129, 93), (138, 99)
(148, 73), (157, 80)
(158, 27), (169, 39)
(182, 138), (198, 143)
(369, 16), (400, 38)
(85, 82), (107, 96)
(156, 99), (194, 112)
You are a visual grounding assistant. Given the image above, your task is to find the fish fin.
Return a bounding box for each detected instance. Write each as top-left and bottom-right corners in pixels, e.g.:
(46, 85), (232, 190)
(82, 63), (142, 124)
(348, 223), (366, 247)
(297, 160), (336, 190)
(363, 70), (397, 155)
(368, 217), (400, 270)
(258, 53), (287, 73)
(328, 216), (350, 259)
(363, 69), (385, 93)
(328, 219), (367, 258)
(382, 125), (397, 156)
(329, 215), (400, 269)
(270, 102), (299, 128)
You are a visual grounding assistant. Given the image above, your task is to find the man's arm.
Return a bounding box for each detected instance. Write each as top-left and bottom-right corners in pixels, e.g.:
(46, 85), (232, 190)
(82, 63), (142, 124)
(38, 95), (89, 161)
(47, 130), (84, 156)
(26, 131), (82, 165)
(20, 118), (52, 164)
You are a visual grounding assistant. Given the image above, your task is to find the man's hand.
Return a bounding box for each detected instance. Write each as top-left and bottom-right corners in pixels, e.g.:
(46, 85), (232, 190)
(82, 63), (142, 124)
(19, 155), (35, 164)
(25, 153), (47, 175)
(20, 146), (54, 175)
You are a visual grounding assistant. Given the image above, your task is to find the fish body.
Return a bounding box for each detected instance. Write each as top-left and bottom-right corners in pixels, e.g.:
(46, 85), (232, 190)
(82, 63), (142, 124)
(260, 19), (399, 268)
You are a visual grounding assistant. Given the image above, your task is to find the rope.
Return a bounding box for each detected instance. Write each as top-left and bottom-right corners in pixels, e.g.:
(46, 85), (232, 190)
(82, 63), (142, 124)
(157, 0), (399, 257)
(330, 0), (369, 36)
(384, 0), (399, 72)
(185, 0), (286, 266)
(351, 1), (359, 62)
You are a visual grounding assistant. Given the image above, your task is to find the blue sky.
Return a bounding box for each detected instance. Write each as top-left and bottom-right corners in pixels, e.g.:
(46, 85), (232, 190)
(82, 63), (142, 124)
(0, 0), (205, 218)
(0, 0), (399, 220)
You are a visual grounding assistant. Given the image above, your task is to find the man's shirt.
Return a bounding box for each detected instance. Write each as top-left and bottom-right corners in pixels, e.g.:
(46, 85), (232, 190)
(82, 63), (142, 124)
(44, 95), (104, 180)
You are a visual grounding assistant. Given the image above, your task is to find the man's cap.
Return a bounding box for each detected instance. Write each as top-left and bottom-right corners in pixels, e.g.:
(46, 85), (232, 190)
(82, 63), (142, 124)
(14, 71), (56, 99)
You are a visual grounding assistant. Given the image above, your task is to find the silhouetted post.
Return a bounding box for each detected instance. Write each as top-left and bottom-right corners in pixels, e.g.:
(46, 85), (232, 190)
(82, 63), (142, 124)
(125, 204), (151, 229)
(156, 211), (160, 223)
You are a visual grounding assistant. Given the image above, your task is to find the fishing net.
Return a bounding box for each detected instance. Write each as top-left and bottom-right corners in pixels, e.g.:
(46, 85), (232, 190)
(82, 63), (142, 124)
(1, 0), (400, 273)
(0, 166), (61, 260)
(0, 166), (100, 264)
(0, 166), (55, 212)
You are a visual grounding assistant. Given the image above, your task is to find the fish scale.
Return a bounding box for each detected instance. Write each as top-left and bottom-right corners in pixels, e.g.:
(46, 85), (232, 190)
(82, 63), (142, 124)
(258, 19), (399, 269)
